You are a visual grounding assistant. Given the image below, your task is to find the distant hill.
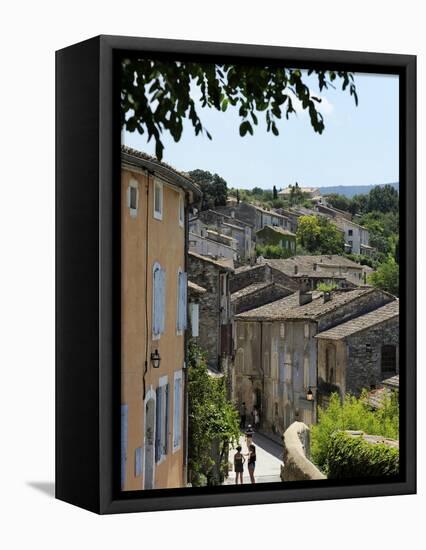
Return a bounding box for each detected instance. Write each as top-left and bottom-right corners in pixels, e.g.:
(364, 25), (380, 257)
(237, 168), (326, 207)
(319, 182), (399, 198)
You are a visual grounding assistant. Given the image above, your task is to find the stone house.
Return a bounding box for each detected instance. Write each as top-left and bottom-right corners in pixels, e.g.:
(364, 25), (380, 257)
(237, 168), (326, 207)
(230, 262), (299, 294)
(120, 146), (201, 491)
(188, 280), (207, 339)
(188, 218), (238, 261)
(232, 287), (395, 436)
(196, 209), (255, 263)
(214, 202), (293, 232)
(265, 255), (373, 287)
(187, 251), (234, 373)
(315, 300), (399, 404)
(256, 225), (297, 256)
(367, 374), (399, 409)
(231, 281), (294, 315)
(331, 217), (371, 255)
(279, 185), (321, 200)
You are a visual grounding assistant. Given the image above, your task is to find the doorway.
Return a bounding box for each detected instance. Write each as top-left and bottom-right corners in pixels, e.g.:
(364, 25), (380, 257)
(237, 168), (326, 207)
(143, 395), (156, 490)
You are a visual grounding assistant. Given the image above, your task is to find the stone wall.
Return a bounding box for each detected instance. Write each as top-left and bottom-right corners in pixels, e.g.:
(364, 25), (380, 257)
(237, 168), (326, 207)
(346, 317), (399, 394)
(318, 290), (394, 332)
(188, 255), (223, 371)
(281, 422), (326, 481)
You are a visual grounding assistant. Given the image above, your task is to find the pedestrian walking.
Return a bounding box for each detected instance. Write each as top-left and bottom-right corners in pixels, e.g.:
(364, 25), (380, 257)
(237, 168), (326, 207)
(253, 406), (260, 430)
(240, 402), (247, 429)
(233, 445), (245, 484)
(246, 444), (256, 484)
(245, 424), (254, 448)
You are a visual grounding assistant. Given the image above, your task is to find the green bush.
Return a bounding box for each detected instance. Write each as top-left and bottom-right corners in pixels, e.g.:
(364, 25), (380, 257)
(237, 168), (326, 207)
(255, 243), (292, 259)
(327, 431), (399, 478)
(310, 392), (399, 473)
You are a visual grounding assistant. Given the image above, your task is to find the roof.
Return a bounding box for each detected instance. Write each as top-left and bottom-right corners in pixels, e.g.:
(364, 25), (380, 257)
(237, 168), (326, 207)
(121, 145), (201, 198)
(206, 229), (236, 243)
(231, 282), (272, 302)
(315, 300), (398, 340)
(188, 250), (234, 271)
(257, 225), (296, 237)
(264, 255), (367, 277)
(188, 280), (207, 294)
(332, 216), (368, 232)
(367, 375), (399, 409)
(235, 288), (381, 322)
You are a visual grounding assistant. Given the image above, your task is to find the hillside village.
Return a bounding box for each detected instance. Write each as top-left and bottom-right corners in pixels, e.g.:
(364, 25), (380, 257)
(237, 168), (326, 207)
(120, 146), (400, 491)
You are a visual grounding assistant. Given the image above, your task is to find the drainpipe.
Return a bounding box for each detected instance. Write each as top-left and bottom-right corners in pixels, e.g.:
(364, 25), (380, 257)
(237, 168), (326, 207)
(183, 192), (190, 485)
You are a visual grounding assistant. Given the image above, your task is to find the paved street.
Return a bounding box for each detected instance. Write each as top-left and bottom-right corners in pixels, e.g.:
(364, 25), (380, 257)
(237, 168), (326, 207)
(223, 431), (283, 485)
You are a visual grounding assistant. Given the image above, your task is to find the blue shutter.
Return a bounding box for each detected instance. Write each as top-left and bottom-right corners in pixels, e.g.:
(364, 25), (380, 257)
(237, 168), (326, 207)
(164, 383), (169, 455)
(181, 272), (187, 330)
(153, 266), (160, 336)
(159, 268), (166, 334)
(173, 377), (181, 449)
(121, 404), (128, 490)
(135, 447), (142, 477)
(155, 387), (162, 462)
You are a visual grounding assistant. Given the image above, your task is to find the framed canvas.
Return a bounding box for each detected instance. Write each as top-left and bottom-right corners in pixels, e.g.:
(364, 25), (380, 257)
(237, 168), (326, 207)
(56, 35), (416, 514)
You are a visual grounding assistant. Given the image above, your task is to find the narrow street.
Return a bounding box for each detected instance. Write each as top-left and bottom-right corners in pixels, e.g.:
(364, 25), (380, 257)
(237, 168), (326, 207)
(223, 431), (283, 485)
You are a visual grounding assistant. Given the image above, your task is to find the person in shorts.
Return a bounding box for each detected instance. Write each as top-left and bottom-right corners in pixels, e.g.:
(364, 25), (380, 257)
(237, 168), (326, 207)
(233, 445), (245, 484)
(247, 444), (256, 484)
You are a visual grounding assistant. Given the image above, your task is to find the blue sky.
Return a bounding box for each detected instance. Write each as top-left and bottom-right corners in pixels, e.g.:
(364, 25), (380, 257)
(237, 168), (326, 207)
(123, 71), (399, 190)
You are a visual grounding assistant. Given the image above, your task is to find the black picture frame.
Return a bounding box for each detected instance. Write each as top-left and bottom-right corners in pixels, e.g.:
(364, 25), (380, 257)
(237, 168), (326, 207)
(56, 35), (416, 514)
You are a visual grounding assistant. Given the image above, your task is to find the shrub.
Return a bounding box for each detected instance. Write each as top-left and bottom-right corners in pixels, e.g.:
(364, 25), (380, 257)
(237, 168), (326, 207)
(310, 392), (399, 473)
(327, 431), (399, 478)
(255, 243), (292, 259)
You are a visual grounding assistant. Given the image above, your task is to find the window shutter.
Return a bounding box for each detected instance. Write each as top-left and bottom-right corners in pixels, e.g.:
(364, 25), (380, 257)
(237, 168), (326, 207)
(159, 268), (166, 334)
(173, 377), (182, 449)
(191, 303), (199, 338)
(121, 404), (128, 490)
(155, 387), (162, 462)
(164, 384), (169, 455)
(135, 447), (142, 477)
(178, 271), (187, 331)
(153, 266), (160, 336)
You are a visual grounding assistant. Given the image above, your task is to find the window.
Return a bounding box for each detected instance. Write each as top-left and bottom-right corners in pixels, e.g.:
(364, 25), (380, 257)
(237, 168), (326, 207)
(173, 371), (183, 452)
(176, 269), (187, 334)
(178, 194), (184, 227)
(348, 229), (353, 236)
(127, 179), (139, 218)
(304, 323), (310, 338)
(154, 179), (163, 220)
(190, 302), (199, 337)
(155, 377), (169, 463)
(152, 263), (166, 339)
(381, 345), (397, 374)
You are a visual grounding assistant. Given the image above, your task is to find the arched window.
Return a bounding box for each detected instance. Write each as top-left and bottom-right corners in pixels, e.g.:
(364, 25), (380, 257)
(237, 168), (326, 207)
(381, 345), (397, 374)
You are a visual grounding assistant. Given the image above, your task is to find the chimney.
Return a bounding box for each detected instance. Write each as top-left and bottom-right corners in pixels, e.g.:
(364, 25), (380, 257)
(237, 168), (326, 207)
(299, 277), (312, 305)
(323, 291), (332, 303)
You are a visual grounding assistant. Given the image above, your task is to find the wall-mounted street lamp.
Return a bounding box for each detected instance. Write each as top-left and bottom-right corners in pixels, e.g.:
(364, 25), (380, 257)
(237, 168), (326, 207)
(306, 387), (314, 401)
(150, 349), (161, 369)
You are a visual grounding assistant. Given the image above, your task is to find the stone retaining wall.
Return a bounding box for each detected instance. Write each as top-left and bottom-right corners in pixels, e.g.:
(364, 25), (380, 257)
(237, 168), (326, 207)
(280, 421), (326, 481)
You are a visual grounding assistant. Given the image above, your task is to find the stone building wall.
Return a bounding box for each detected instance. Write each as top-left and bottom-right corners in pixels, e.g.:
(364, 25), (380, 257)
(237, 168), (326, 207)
(318, 290), (394, 332)
(345, 318), (399, 395)
(188, 256), (222, 371)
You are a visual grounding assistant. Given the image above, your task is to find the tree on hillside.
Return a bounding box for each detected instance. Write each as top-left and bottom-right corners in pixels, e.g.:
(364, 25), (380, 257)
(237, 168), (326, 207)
(368, 185), (399, 213)
(121, 59), (358, 159)
(289, 182), (305, 206)
(273, 185), (278, 200)
(368, 257), (399, 297)
(324, 193), (351, 212)
(188, 169), (228, 211)
(297, 215), (345, 254)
